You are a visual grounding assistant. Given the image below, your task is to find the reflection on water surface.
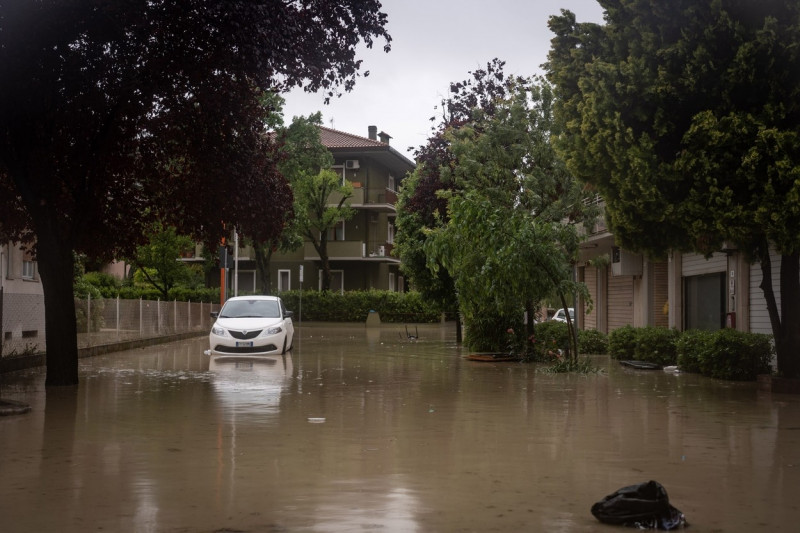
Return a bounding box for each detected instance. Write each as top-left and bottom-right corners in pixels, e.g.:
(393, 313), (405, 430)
(1, 323), (799, 532)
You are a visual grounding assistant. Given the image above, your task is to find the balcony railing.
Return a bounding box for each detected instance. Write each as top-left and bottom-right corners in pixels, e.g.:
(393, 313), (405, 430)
(304, 241), (397, 261)
(327, 186), (396, 209)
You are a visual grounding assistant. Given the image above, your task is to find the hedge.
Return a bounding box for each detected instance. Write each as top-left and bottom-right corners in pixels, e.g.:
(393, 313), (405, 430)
(278, 290), (442, 323)
(610, 325), (773, 381)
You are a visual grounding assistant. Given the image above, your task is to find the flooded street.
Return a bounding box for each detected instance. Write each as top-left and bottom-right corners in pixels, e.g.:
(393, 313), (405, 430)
(2, 322), (799, 532)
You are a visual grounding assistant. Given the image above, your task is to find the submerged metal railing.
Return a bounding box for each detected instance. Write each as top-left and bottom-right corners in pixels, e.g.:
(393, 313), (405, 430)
(1, 293), (219, 358)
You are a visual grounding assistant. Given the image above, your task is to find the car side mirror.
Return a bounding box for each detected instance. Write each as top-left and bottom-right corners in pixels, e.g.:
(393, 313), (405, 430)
(284, 310), (294, 318)
(210, 311), (219, 318)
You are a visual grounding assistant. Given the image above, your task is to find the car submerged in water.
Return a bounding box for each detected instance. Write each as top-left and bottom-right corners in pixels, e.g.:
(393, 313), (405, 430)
(209, 295), (294, 356)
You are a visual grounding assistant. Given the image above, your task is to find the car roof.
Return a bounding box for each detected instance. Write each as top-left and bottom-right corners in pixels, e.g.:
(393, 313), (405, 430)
(224, 295), (280, 302)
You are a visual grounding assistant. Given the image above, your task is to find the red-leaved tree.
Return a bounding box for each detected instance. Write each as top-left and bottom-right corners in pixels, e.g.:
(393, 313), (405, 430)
(0, 1), (390, 385)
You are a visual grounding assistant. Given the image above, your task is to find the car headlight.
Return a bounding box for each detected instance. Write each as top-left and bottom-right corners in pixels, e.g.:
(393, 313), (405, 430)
(211, 325), (227, 336)
(265, 326), (283, 335)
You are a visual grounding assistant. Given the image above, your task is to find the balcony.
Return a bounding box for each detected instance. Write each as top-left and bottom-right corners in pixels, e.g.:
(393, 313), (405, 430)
(304, 241), (398, 262)
(328, 186), (397, 212)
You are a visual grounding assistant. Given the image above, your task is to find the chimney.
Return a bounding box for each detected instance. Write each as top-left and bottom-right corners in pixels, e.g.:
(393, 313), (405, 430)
(368, 125), (378, 140)
(378, 131), (391, 144)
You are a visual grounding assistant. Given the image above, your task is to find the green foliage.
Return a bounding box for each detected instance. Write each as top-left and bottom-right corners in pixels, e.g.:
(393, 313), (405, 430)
(578, 329), (608, 355)
(463, 313), (525, 354)
(278, 290), (442, 323)
(609, 326), (774, 381)
(678, 329), (773, 381)
(540, 356), (601, 374)
(675, 329), (715, 374)
(529, 321), (570, 361)
(608, 325), (638, 360)
(422, 77), (597, 356)
(76, 272), (219, 302)
(547, 1), (800, 377)
(633, 326), (680, 366)
(131, 224), (198, 299)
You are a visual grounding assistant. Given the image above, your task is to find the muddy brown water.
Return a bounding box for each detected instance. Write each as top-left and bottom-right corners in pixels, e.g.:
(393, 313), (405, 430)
(1, 323), (799, 532)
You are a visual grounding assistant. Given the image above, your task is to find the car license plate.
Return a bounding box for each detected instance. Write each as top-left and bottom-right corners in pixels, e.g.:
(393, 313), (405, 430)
(235, 341), (254, 348)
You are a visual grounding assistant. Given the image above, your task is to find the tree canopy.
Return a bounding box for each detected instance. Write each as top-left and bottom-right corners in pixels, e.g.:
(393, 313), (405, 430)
(395, 60), (524, 340)
(422, 78), (596, 356)
(0, 1), (391, 385)
(547, 0), (800, 377)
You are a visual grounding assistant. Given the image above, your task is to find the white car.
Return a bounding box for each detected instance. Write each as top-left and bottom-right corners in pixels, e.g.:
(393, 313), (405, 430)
(551, 308), (575, 323)
(209, 296), (294, 356)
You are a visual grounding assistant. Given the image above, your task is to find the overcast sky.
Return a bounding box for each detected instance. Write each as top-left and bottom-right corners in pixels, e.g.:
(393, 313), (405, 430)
(282, 0), (605, 161)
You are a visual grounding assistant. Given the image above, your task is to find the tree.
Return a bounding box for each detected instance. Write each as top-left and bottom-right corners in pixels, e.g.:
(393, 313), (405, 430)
(0, 1), (390, 385)
(395, 59), (523, 342)
(131, 224), (196, 300)
(423, 79), (596, 359)
(547, 0), (800, 377)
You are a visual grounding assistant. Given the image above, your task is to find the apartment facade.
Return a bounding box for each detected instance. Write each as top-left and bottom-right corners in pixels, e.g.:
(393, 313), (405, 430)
(214, 125), (416, 295)
(576, 199), (785, 336)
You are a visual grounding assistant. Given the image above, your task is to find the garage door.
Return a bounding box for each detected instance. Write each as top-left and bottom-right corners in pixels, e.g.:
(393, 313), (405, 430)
(608, 272), (634, 330)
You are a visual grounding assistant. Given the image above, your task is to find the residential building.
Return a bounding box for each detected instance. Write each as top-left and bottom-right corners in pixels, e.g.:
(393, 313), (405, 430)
(1, 242), (45, 355)
(204, 125), (416, 295)
(575, 198), (788, 336)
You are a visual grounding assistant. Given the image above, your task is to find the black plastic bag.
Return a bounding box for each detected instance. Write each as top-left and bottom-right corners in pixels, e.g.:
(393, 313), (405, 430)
(591, 480), (688, 530)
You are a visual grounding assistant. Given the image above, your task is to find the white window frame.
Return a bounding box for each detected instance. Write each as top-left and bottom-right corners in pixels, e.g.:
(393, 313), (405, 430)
(278, 269), (291, 292)
(327, 220), (345, 241)
(319, 269), (345, 294)
(387, 221), (395, 244)
(388, 175), (396, 192)
(21, 260), (35, 280)
(389, 272), (396, 292)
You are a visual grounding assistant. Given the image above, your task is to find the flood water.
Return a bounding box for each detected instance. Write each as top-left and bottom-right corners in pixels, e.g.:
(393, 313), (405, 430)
(1, 322), (799, 532)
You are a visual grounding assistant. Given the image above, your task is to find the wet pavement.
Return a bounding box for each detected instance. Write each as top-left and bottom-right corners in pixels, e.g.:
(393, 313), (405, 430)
(1, 322), (799, 532)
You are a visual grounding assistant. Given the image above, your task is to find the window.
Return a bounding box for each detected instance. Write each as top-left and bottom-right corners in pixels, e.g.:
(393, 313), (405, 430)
(22, 260), (35, 280)
(684, 273), (726, 330)
(388, 175), (396, 192)
(327, 220), (345, 241)
(387, 222), (395, 244)
(320, 270), (344, 294)
(278, 269), (291, 292)
(389, 272), (395, 292)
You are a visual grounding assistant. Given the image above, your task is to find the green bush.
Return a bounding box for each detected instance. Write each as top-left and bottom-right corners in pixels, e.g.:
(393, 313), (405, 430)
(578, 329), (608, 354)
(675, 329), (714, 374)
(633, 326), (680, 366)
(608, 325), (637, 360)
(76, 272), (219, 302)
(694, 329), (773, 381)
(463, 313), (525, 353)
(529, 321), (570, 360)
(279, 290), (443, 324)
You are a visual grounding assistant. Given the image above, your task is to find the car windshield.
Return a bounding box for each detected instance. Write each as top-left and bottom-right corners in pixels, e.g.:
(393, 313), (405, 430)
(219, 299), (281, 319)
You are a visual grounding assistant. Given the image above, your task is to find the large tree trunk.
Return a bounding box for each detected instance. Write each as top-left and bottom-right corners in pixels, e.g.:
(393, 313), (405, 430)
(777, 252), (800, 379)
(35, 232), (79, 386)
(759, 249), (800, 379)
(253, 242), (273, 294)
(317, 236), (331, 291)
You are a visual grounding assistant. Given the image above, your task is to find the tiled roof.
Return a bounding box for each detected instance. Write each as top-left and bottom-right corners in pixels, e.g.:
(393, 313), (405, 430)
(319, 126), (387, 149)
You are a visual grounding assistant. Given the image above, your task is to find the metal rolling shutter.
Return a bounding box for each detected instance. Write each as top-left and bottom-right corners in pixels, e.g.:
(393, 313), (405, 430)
(652, 261), (669, 327)
(608, 271), (634, 330)
(584, 266), (598, 330)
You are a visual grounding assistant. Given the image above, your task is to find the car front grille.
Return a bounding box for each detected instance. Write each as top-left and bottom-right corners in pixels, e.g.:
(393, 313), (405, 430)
(229, 330), (262, 340)
(214, 344), (278, 354)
